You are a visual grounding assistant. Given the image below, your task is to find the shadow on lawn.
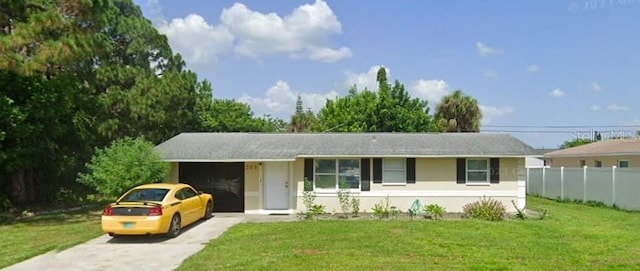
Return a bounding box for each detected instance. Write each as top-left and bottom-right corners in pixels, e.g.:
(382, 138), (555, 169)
(1, 205), (103, 226)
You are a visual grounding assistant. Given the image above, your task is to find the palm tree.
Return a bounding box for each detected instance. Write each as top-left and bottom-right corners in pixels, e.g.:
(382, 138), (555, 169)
(434, 89), (482, 132)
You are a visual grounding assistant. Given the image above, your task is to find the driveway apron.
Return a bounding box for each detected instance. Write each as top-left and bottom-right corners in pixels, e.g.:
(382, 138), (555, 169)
(2, 217), (244, 271)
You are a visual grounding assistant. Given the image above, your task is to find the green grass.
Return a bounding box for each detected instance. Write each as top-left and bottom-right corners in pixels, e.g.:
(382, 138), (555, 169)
(178, 196), (640, 271)
(0, 208), (103, 269)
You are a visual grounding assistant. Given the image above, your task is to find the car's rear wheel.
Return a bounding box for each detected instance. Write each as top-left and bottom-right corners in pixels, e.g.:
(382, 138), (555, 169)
(167, 214), (181, 238)
(204, 200), (213, 220)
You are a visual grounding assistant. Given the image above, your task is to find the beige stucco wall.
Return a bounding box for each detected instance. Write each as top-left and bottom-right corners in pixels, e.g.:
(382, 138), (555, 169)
(244, 162), (261, 211)
(294, 157), (526, 213)
(547, 155), (639, 168)
(166, 162), (179, 183)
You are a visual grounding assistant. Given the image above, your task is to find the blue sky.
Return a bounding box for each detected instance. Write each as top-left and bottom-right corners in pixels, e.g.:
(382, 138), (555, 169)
(134, 0), (640, 148)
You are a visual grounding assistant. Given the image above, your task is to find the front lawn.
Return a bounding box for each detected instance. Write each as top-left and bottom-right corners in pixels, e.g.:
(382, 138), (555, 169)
(178, 196), (640, 270)
(0, 208), (103, 269)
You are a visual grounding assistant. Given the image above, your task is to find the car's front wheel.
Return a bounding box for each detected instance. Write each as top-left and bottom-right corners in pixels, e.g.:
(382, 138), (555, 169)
(167, 214), (181, 238)
(204, 200), (213, 220)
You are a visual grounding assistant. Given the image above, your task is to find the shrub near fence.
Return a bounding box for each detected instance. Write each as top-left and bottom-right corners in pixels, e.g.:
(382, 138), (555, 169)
(527, 166), (640, 211)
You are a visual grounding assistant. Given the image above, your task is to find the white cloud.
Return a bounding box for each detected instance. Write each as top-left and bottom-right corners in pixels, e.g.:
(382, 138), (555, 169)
(155, 1), (350, 66)
(526, 65), (540, 72)
(307, 46), (352, 63)
(476, 42), (502, 57)
(238, 80), (338, 118)
(549, 88), (565, 98)
(220, 0), (350, 62)
(607, 104), (630, 112)
(157, 14), (234, 66)
(483, 70), (498, 78)
(589, 105), (601, 111)
(411, 79), (449, 103)
(344, 65), (388, 91)
(591, 82), (602, 91)
(479, 105), (515, 125)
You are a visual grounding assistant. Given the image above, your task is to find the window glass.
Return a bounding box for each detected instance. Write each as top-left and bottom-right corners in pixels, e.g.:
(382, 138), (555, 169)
(383, 158), (405, 184)
(619, 160), (629, 168)
(314, 159), (360, 190)
(181, 188), (197, 199)
(316, 160), (336, 174)
(467, 159), (489, 183)
(122, 188), (169, 202)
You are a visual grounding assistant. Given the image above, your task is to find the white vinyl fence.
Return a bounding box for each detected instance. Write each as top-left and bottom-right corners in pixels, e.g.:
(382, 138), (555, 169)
(527, 166), (640, 211)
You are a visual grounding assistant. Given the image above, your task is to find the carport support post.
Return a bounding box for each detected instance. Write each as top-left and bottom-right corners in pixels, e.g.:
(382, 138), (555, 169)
(560, 166), (564, 200)
(612, 166), (617, 207)
(583, 166), (587, 202)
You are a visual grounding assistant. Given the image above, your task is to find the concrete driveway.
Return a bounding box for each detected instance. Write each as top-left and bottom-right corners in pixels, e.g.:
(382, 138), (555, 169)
(3, 216), (244, 271)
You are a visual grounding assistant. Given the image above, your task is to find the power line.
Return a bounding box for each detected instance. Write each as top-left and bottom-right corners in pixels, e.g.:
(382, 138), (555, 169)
(483, 125), (640, 129)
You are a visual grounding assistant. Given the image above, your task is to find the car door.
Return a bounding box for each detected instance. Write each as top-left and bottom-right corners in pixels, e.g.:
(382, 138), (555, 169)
(178, 187), (201, 224)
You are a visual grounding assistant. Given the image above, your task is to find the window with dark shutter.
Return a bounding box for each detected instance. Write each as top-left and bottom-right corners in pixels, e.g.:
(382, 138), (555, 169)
(373, 158), (382, 184)
(490, 158), (500, 184)
(361, 158), (370, 191)
(406, 158), (416, 184)
(456, 158), (466, 184)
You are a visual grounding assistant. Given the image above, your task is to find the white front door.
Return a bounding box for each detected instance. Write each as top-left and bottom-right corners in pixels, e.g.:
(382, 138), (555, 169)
(264, 162), (290, 210)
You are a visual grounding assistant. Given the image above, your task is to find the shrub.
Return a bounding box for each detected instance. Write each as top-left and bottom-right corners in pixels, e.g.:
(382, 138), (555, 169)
(298, 190), (325, 220)
(423, 204), (446, 220)
(463, 197), (506, 221)
(77, 137), (169, 197)
(350, 197), (360, 217)
(390, 206), (400, 219)
(371, 196), (391, 219)
(511, 200), (527, 220)
(337, 181), (352, 217)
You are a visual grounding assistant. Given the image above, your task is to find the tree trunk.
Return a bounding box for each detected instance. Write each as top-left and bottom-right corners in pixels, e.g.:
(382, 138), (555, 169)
(9, 169), (39, 204)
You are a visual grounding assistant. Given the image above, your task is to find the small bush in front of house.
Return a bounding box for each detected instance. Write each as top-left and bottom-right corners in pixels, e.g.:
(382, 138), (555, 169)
(390, 206), (400, 219)
(463, 196), (506, 221)
(423, 204), (446, 220)
(350, 197), (360, 217)
(371, 196), (391, 219)
(298, 190), (326, 220)
(337, 181), (352, 217)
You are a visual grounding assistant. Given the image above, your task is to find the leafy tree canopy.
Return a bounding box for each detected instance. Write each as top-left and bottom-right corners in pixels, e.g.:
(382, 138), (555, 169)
(434, 89), (482, 132)
(314, 67), (432, 132)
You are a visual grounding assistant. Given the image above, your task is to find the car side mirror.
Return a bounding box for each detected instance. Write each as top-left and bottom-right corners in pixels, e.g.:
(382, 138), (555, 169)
(197, 191), (203, 195)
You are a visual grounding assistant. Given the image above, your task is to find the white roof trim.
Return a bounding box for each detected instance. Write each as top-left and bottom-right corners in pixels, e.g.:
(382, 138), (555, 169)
(545, 153), (640, 158)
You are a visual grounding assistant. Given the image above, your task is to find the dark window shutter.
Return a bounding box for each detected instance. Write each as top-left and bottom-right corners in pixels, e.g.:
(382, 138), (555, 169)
(456, 158), (466, 184)
(361, 158), (370, 191)
(304, 158), (314, 191)
(373, 158), (382, 184)
(490, 158), (500, 184)
(406, 158), (416, 184)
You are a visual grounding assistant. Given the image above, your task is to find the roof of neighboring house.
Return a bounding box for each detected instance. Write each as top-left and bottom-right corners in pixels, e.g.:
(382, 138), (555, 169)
(545, 138), (640, 158)
(155, 133), (536, 162)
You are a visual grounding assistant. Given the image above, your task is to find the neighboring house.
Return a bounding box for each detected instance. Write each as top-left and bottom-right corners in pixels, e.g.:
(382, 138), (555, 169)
(155, 133), (536, 214)
(544, 138), (640, 168)
(526, 148), (558, 168)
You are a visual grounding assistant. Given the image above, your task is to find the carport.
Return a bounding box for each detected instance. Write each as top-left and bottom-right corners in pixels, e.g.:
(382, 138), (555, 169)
(178, 162), (245, 212)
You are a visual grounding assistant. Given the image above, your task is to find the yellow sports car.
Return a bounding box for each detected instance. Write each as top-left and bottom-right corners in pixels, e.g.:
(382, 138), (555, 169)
(101, 183), (214, 238)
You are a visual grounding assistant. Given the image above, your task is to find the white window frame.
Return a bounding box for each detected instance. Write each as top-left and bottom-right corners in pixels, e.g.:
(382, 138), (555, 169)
(466, 158), (489, 183)
(382, 158), (406, 185)
(314, 158), (360, 192)
(619, 160), (629, 168)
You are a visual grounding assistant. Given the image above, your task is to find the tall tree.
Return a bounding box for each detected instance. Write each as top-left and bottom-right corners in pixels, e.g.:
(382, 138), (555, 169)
(0, 0), (207, 204)
(289, 95), (316, 132)
(315, 67), (432, 132)
(433, 89), (482, 132)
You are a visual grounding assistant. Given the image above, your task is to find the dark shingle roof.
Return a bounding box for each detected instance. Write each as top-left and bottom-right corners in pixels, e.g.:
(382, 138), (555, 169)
(155, 133), (536, 161)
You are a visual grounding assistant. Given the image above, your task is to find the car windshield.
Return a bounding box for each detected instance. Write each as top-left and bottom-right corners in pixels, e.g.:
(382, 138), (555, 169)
(120, 188), (169, 202)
